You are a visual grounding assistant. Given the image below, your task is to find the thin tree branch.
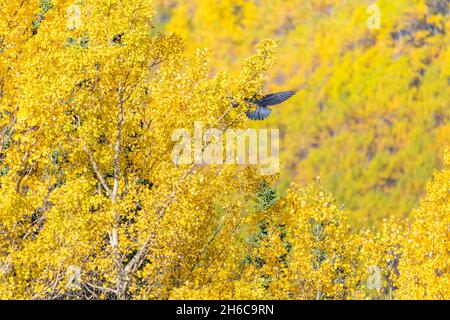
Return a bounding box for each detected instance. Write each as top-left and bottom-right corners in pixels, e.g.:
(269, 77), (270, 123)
(123, 110), (245, 277)
(110, 87), (126, 299)
(83, 144), (111, 197)
(83, 281), (118, 295)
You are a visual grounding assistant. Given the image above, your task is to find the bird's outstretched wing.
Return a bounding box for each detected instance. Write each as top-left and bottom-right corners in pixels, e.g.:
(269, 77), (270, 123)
(246, 106), (272, 121)
(257, 90), (296, 107)
(231, 89), (297, 120)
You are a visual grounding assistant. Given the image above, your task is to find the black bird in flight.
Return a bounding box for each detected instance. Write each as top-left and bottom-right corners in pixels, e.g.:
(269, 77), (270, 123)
(231, 90), (297, 120)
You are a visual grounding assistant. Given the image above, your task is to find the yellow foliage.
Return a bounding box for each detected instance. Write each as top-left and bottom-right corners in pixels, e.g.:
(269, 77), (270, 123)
(244, 183), (361, 300)
(153, 0), (450, 225)
(0, 0), (278, 299)
(396, 148), (450, 299)
(0, 0), (448, 300)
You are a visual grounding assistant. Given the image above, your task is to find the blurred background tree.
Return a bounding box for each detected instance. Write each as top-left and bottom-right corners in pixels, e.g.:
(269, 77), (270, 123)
(152, 0), (450, 226)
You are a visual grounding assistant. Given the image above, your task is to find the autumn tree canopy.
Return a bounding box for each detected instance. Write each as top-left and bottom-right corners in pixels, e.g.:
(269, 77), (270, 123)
(0, 0), (449, 300)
